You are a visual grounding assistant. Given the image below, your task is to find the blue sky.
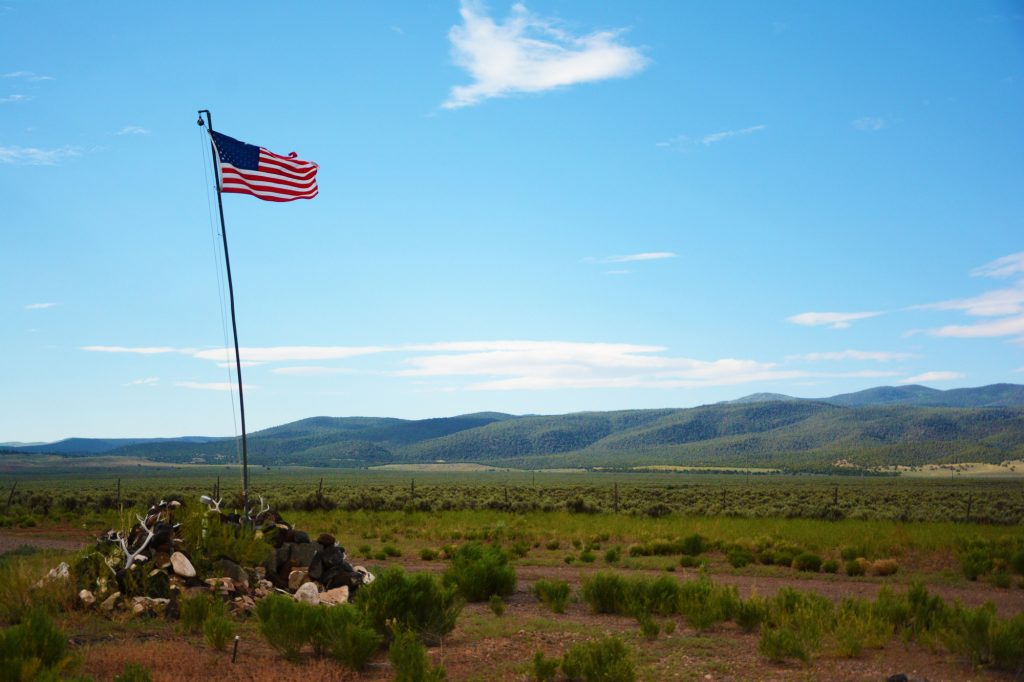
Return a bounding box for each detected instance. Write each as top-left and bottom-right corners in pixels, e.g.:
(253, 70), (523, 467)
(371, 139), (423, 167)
(2, 1), (1023, 441)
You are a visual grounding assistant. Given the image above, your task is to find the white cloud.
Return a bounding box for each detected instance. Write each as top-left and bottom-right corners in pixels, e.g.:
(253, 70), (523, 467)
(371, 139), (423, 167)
(0, 145), (80, 166)
(852, 117), (885, 132)
(114, 125), (150, 136)
(0, 94), (30, 104)
(700, 125), (766, 145)
(790, 350), (917, 362)
(444, 1), (647, 109)
(272, 366), (354, 376)
(24, 302), (58, 310)
(658, 125), (766, 150)
(914, 284), (1024, 317)
(193, 345), (389, 363)
(82, 345), (194, 355)
(590, 252), (677, 264)
(971, 252), (1024, 279)
(927, 314), (1024, 339)
(175, 381), (252, 392)
(787, 311), (882, 329)
(2, 71), (54, 81)
(897, 371), (964, 384)
(127, 377), (159, 386)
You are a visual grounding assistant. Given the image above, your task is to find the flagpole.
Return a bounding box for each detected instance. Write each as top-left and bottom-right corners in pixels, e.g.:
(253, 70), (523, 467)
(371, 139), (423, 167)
(198, 109), (249, 518)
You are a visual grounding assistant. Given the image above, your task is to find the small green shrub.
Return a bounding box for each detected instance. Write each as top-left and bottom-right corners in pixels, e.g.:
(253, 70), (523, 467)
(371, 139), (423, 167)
(759, 626), (813, 663)
(374, 551), (388, 561)
(314, 605), (382, 671)
(203, 615), (234, 651)
(792, 553), (822, 573)
(679, 555), (700, 568)
(383, 544), (402, 558)
(821, 559), (840, 574)
(581, 573), (627, 614)
(389, 629), (447, 682)
(991, 572), (1012, 589)
(678, 576), (737, 632)
(357, 567), (462, 644)
(531, 651), (559, 682)
(358, 544), (372, 556)
(579, 549), (596, 563)
(961, 549), (993, 581)
(680, 533), (706, 556)
(489, 595), (506, 617)
(728, 548), (754, 568)
(420, 548), (438, 561)
(845, 558), (866, 576)
(179, 593), (224, 634)
(604, 547), (621, 564)
(444, 542), (516, 602)
(564, 555), (575, 564)
(113, 663), (153, 682)
(545, 540), (560, 551)
(736, 597), (766, 633)
(255, 595), (314, 661)
(532, 579), (571, 614)
(637, 613), (660, 640)
(0, 608), (77, 680)
(561, 637), (635, 682)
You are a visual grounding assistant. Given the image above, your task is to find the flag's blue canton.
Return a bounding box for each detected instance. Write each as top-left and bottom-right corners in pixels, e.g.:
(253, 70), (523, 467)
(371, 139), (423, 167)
(210, 131), (260, 171)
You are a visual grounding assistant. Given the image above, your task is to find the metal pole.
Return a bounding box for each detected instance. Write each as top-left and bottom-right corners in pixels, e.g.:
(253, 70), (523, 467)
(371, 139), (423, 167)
(198, 109), (249, 518)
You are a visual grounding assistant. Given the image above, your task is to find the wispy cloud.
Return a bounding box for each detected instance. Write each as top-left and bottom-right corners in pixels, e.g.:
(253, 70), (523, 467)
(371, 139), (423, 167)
(790, 349), (917, 362)
(852, 117), (885, 132)
(82, 345), (195, 355)
(927, 315), (1024, 339)
(272, 366), (354, 376)
(971, 251), (1024, 279)
(897, 371), (964, 385)
(587, 252), (677, 264)
(701, 125), (767, 145)
(0, 145), (80, 166)
(0, 94), (30, 104)
(658, 125), (766, 150)
(127, 377), (159, 386)
(24, 302), (58, 310)
(787, 311), (882, 329)
(175, 381), (252, 392)
(914, 284), (1024, 317)
(444, 1), (647, 109)
(114, 125), (150, 136)
(2, 71), (54, 82)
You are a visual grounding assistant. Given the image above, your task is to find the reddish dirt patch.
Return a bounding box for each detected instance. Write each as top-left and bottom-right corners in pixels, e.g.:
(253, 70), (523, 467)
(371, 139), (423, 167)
(0, 528), (91, 554)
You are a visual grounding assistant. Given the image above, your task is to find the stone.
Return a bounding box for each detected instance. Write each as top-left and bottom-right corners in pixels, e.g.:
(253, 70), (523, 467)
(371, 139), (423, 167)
(149, 598), (169, 616)
(153, 552), (171, 569)
(232, 595), (256, 614)
(170, 552), (196, 578)
(354, 566), (375, 584)
(131, 596), (148, 616)
(293, 530), (310, 544)
(275, 545), (293, 571)
(214, 558), (249, 589)
(100, 591), (122, 612)
(78, 589), (96, 607)
(316, 533), (336, 547)
(291, 542), (318, 567)
(46, 562), (70, 581)
(320, 585), (349, 605)
(293, 581), (320, 605)
(288, 569), (310, 591)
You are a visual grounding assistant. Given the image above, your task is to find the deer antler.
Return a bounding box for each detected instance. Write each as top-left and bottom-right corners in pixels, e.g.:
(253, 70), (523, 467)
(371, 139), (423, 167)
(117, 514), (157, 568)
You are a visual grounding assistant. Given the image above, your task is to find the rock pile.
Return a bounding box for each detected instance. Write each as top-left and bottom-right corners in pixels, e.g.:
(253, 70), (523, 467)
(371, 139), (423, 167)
(71, 496), (373, 618)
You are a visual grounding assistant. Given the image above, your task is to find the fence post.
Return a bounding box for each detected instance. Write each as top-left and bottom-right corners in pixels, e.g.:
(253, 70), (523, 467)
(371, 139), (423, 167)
(613, 482), (619, 514)
(5, 481), (16, 509)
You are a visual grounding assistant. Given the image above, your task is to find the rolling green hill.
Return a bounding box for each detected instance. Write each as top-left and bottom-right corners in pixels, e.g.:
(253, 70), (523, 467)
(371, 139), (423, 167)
(7, 384), (1024, 471)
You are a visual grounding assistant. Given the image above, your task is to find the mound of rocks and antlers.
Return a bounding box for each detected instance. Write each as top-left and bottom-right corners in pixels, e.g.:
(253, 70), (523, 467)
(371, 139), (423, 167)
(63, 495), (374, 619)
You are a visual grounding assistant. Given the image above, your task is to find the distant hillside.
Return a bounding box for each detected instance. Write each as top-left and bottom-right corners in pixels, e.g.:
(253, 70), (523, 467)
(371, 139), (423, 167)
(7, 384), (1023, 471)
(823, 383), (1024, 408)
(722, 393), (800, 404)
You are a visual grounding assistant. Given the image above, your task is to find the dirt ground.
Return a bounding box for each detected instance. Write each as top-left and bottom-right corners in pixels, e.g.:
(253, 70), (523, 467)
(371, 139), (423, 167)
(4, 528), (1022, 681)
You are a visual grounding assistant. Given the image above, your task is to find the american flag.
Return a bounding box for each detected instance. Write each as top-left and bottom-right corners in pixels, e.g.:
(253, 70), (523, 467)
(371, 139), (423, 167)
(209, 130), (318, 202)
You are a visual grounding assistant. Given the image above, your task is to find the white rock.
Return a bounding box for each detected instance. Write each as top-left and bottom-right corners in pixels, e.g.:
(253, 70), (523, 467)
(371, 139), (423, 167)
(78, 589), (96, 607)
(100, 591), (122, 612)
(354, 566), (375, 584)
(321, 585), (349, 605)
(170, 551), (196, 578)
(46, 562), (70, 581)
(293, 582), (320, 605)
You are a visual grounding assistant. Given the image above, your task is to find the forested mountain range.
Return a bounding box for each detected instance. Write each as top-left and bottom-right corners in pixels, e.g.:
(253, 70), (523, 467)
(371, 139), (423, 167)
(5, 384), (1024, 471)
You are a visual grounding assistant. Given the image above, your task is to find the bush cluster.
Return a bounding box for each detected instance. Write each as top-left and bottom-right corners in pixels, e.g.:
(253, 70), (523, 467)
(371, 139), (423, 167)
(443, 542), (516, 602)
(357, 567), (462, 644)
(255, 594), (382, 668)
